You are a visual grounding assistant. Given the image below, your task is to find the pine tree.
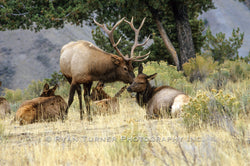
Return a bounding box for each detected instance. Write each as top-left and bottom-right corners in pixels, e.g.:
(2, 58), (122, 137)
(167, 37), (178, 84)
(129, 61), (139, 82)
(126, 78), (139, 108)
(0, 0), (215, 69)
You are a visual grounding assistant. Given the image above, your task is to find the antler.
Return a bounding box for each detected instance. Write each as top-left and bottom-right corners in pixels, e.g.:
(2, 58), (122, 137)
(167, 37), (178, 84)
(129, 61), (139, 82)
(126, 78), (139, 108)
(124, 17), (150, 62)
(94, 17), (128, 60)
(94, 17), (150, 62)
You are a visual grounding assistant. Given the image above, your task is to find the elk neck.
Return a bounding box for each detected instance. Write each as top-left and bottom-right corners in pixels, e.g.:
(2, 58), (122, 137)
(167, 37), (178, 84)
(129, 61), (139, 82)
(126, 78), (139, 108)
(136, 83), (156, 107)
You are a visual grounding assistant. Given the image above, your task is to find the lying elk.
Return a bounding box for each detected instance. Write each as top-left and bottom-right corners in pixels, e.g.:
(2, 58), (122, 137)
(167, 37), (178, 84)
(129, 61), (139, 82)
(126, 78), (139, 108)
(0, 81), (11, 119)
(15, 83), (67, 125)
(127, 64), (190, 119)
(60, 17), (150, 120)
(90, 82), (127, 115)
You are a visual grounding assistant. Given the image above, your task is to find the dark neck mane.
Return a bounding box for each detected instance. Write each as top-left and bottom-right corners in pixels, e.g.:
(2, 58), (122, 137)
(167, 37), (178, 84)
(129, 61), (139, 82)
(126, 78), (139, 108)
(136, 83), (155, 107)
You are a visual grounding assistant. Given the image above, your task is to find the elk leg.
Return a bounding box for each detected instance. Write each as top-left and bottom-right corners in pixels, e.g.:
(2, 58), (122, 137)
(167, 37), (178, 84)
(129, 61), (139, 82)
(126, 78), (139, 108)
(83, 82), (93, 121)
(76, 84), (84, 119)
(65, 83), (77, 118)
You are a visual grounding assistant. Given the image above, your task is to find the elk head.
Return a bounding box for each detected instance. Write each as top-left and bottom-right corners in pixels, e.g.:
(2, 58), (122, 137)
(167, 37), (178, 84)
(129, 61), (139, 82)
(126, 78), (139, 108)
(127, 64), (157, 93)
(40, 83), (58, 97)
(94, 17), (150, 83)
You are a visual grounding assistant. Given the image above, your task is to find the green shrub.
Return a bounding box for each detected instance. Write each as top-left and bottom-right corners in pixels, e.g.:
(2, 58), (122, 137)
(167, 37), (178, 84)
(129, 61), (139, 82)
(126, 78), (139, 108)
(182, 55), (218, 82)
(220, 59), (250, 82)
(44, 71), (66, 86)
(183, 89), (241, 130)
(142, 61), (192, 94)
(203, 27), (244, 64)
(4, 80), (46, 103)
(23, 80), (46, 100)
(4, 88), (23, 103)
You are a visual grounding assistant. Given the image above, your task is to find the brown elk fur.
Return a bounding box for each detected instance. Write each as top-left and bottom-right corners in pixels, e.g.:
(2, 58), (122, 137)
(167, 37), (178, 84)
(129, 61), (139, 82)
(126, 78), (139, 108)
(15, 84), (67, 125)
(60, 18), (150, 121)
(90, 82), (127, 115)
(0, 97), (11, 119)
(90, 82), (110, 101)
(127, 64), (190, 119)
(60, 40), (134, 120)
(0, 82), (11, 119)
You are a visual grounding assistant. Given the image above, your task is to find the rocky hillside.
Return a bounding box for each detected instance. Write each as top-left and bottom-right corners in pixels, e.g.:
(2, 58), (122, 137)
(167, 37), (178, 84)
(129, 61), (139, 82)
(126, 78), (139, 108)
(199, 0), (250, 57)
(0, 23), (94, 93)
(0, 0), (250, 93)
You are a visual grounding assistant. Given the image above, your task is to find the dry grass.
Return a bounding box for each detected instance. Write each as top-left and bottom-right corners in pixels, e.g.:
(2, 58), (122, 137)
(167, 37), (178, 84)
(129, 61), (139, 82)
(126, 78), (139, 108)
(0, 97), (249, 166)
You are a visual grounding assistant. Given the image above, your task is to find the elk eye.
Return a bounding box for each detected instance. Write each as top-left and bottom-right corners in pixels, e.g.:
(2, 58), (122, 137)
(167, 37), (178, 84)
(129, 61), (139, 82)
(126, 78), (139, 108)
(123, 67), (128, 71)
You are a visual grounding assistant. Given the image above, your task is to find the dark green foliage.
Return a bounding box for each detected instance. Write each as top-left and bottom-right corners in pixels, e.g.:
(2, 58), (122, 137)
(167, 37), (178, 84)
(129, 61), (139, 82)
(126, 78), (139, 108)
(91, 0), (214, 63)
(0, 0), (93, 32)
(203, 27), (244, 64)
(241, 52), (250, 63)
(44, 71), (66, 86)
(0, 0), (215, 64)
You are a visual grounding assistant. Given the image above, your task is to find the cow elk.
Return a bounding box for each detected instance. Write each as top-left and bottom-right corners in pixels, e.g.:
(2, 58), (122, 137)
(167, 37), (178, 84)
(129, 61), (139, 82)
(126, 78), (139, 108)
(127, 64), (190, 119)
(0, 81), (11, 119)
(90, 82), (127, 115)
(15, 83), (67, 125)
(60, 17), (150, 120)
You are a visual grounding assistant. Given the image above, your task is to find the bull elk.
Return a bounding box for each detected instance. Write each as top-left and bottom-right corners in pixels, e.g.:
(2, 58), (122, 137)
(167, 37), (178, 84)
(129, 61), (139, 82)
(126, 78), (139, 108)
(90, 82), (127, 115)
(0, 81), (11, 119)
(60, 17), (150, 120)
(127, 64), (190, 119)
(15, 83), (67, 125)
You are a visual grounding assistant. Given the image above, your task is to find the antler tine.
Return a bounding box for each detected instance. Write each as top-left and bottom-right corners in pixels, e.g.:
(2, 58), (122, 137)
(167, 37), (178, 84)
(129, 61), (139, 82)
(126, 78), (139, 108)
(124, 17), (150, 61)
(94, 17), (126, 58)
(136, 35), (151, 47)
(132, 51), (150, 62)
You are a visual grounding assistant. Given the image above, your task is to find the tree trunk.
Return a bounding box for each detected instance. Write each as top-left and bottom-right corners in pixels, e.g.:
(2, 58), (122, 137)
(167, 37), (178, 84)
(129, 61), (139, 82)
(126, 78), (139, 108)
(155, 18), (181, 71)
(146, 2), (181, 71)
(172, 2), (195, 69)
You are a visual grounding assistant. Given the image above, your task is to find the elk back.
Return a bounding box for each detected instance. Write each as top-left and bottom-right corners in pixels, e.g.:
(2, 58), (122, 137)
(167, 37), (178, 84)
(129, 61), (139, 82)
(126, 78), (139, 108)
(15, 96), (67, 125)
(0, 97), (11, 119)
(92, 98), (120, 115)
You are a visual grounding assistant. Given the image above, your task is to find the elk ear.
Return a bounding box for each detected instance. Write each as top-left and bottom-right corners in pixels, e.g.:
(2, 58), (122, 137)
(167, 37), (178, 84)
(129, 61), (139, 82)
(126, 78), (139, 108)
(43, 83), (50, 91)
(111, 55), (120, 66)
(147, 73), (157, 81)
(52, 84), (58, 92)
(138, 64), (143, 74)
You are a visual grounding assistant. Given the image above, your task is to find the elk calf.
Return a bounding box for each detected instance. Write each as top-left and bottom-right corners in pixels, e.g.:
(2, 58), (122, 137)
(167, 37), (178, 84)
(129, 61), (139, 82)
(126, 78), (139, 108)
(15, 84), (67, 125)
(127, 65), (190, 119)
(0, 81), (11, 119)
(90, 82), (127, 115)
(0, 97), (11, 119)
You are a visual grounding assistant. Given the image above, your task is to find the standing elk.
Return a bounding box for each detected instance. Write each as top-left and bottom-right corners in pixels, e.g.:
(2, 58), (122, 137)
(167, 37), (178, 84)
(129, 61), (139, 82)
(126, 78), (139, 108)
(60, 17), (150, 120)
(90, 82), (127, 115)
(0, 81), (11, 119)
(15, 83), (67, 125)
(127, 64), (190, 119)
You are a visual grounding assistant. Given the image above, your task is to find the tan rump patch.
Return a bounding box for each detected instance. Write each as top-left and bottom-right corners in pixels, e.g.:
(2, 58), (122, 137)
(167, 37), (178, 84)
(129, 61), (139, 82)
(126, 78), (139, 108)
(171, 94), (190, 118)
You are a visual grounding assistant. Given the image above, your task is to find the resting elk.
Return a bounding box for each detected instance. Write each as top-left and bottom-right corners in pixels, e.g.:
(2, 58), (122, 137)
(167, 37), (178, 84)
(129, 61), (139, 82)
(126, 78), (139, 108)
(15, 83), (67, 125)
(60, 17), (150, 120)
(90, 82), (127, 115)
(127, 64), (190, 119)
(0, 81), (11, 119)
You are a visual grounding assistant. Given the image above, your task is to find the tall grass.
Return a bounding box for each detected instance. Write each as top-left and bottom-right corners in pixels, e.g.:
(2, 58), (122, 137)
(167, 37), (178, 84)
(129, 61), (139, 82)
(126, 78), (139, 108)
(0, 61), (249, 165)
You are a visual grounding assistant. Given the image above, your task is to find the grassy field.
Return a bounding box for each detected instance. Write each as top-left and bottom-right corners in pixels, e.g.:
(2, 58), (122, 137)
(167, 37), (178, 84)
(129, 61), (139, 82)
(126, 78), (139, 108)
(0, 62), (249, 165)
